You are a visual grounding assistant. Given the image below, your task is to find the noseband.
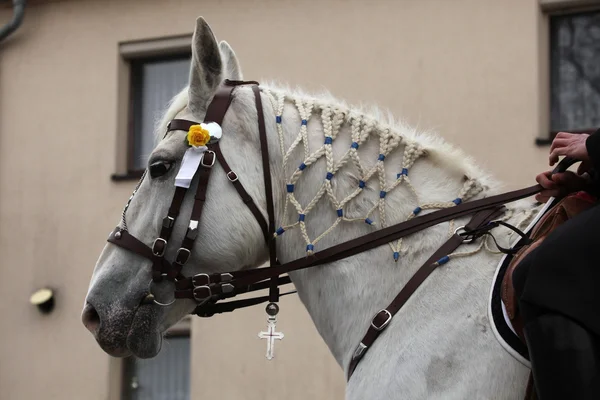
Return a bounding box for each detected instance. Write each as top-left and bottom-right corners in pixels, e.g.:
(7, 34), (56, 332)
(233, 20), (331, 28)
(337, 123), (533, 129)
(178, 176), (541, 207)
(106, 78), (548, 380)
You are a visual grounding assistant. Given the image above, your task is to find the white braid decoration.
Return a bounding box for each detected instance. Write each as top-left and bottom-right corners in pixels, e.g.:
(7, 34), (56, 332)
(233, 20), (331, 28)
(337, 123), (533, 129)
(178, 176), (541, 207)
(265, 90), (490, 261)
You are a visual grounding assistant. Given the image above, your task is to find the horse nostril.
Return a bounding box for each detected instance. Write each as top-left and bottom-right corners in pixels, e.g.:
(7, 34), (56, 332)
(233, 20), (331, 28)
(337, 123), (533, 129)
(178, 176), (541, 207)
(82, 303), (101, 333)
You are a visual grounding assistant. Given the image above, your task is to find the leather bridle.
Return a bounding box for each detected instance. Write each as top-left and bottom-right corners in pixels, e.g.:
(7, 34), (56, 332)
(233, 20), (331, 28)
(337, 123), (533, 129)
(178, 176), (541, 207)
(106, 79), (546, 380)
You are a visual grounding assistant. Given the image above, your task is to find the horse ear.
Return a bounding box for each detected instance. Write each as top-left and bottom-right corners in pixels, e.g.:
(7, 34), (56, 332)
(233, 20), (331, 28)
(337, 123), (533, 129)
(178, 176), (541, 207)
(219, 40), (243, 81)
(188, 17), (223, 115)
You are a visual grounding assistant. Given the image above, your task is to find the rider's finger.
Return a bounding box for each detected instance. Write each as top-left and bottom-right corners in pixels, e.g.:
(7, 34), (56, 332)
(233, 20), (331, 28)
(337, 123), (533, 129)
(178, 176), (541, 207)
(536, 190), (559, 203)
(554, 131), (574, 139)
(549, 146), (566, 166)
(551, 172), (576, 185)
(536, 171), (556, 188)
(550, 138), (569, 153)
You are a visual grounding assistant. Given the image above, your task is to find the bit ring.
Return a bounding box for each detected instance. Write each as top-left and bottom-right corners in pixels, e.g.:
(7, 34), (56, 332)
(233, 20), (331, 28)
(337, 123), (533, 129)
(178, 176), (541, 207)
(147, 278), (176, 306)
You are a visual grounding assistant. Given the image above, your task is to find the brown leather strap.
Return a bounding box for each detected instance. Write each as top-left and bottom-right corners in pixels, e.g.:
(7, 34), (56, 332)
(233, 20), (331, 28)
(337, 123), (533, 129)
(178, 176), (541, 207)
(346, 206), (506, 379)
(233, 185), (538, 287)
(168, 151), (215, 279)
(212, 142), (270, 242)
(251, 84), (279, 302)
(167, 119), (198, 134)
(204, 84), (236, 125)
(107, 228), (154, 260)
(152, 186), (188, 257)
(194, 287), (296, 318)
(174, 185), (541, 294)
(107, 228), (172, 281)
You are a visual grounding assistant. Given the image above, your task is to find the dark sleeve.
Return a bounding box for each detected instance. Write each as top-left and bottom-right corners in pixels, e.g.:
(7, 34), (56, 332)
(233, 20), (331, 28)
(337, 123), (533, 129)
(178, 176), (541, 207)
(585, 128), (600, 171)
(584, 129), (600, 196)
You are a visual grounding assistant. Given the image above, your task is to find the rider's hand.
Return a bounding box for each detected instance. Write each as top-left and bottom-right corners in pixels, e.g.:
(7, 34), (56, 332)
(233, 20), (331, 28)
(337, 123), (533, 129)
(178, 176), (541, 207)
(549, 132), (590, 166)
(535, 170), (589, 203)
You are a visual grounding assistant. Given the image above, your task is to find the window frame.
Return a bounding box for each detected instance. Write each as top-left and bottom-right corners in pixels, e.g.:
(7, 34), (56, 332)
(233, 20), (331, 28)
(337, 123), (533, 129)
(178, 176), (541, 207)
(112, 35), (192, 181)
(549, 9), (600, 136)
(538, 1), (600, 145)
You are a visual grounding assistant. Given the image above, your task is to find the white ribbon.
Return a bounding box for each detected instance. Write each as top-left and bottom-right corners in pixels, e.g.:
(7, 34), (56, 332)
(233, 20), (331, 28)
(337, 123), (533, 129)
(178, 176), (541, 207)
(175, 146), (207, 188)
(173, 122), (222, 188)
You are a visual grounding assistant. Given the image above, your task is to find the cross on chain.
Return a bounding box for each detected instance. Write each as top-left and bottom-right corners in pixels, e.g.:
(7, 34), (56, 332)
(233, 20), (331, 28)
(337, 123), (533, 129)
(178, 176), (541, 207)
(258, 315), (284, 360)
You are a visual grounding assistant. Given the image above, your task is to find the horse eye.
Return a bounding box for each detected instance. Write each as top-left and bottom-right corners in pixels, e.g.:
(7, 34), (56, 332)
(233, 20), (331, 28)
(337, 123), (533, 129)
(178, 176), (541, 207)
(149, 161), (173, 178)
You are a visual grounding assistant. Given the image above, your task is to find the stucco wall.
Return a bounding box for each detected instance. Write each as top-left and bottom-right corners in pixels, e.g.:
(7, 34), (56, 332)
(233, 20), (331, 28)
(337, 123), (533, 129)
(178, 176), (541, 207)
(0, 0), (561, 399)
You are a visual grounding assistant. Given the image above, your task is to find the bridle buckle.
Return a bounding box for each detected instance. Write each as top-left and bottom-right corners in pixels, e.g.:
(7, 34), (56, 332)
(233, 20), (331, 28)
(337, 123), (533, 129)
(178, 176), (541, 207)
(227, 171), (239, 182)
(201, 150), (216, 168)
(193, 285), (212, 302)
(371, 309), (392, 331)
(175, 248), (191, 265)
(152, 238), (167, 257)
(193, 273), (210, 286)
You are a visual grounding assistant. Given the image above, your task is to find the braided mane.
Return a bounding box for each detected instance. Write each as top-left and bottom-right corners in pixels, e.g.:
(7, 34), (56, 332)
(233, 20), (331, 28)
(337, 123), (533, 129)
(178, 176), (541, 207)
(260, 84), (509, 260)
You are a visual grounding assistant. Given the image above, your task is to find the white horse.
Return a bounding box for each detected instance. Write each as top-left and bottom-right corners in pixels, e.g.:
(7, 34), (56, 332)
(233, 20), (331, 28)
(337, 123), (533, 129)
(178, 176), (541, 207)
(82, 17), (541, 399)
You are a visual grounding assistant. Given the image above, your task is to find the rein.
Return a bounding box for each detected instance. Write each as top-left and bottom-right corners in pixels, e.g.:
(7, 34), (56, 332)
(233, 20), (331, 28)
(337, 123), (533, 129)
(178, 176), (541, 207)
(106, 79), (546, 380)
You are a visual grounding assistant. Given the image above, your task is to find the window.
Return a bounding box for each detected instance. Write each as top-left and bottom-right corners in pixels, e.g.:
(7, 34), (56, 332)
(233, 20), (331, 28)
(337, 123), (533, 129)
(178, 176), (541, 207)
(550, 10), (600, 133)
(121, 327), (191, 400)
(113, 35), (192, 180)
(129, 55), (191, 172)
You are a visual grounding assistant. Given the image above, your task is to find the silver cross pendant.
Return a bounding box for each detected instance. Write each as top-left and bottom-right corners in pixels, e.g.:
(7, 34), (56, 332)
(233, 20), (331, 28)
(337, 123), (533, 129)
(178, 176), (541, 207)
(257, 303), (284, 360)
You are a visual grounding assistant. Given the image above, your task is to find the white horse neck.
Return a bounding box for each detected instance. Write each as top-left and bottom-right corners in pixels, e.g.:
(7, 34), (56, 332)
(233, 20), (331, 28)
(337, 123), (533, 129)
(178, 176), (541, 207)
(262, 86), (538, 386)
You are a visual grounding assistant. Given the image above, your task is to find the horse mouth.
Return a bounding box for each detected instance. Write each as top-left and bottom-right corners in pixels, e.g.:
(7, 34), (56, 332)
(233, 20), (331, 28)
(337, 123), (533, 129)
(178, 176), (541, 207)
(86, 303), (163, 359)
(125, 305), (163, 358)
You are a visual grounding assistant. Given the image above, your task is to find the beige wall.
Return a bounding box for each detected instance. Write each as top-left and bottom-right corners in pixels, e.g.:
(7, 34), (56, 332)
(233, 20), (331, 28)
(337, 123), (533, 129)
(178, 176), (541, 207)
(0, 0), (589, 399)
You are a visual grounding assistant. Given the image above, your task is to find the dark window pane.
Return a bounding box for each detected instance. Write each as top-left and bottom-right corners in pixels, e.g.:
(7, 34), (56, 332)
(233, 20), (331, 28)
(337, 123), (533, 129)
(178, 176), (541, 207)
(132, 57), (190, 170)
(550, 11), (600, 132)
(123, 336), (190, 400)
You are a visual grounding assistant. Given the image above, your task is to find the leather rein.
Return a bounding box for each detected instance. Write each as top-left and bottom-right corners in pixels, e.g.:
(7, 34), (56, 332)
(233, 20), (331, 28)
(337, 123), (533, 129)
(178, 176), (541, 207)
(106, 79), (545, 380)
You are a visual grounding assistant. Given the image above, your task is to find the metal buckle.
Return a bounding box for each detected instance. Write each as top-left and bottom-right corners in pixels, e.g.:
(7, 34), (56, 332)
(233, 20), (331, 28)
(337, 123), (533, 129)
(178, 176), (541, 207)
(175, 248), (191, 265)
(193, 285), (212, 302)
(192, 273), (210, 287)
(192, 273), (232, 287)
(162, 216), (175, 229)
(201, 150), (216, 168)
(454, 226), (475, 243)
(227, 171), (239, 182)
(152, 238), (167, 257)
(371, 309), (393, 331)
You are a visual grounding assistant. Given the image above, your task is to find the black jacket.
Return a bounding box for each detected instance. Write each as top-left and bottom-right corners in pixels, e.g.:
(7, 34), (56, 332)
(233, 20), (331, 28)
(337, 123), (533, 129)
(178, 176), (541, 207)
(587, 128), (600, 170)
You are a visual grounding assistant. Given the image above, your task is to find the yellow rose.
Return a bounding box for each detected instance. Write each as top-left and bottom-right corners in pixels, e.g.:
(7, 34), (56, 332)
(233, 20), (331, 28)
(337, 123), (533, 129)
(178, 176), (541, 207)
(187, 125), (211, 147)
